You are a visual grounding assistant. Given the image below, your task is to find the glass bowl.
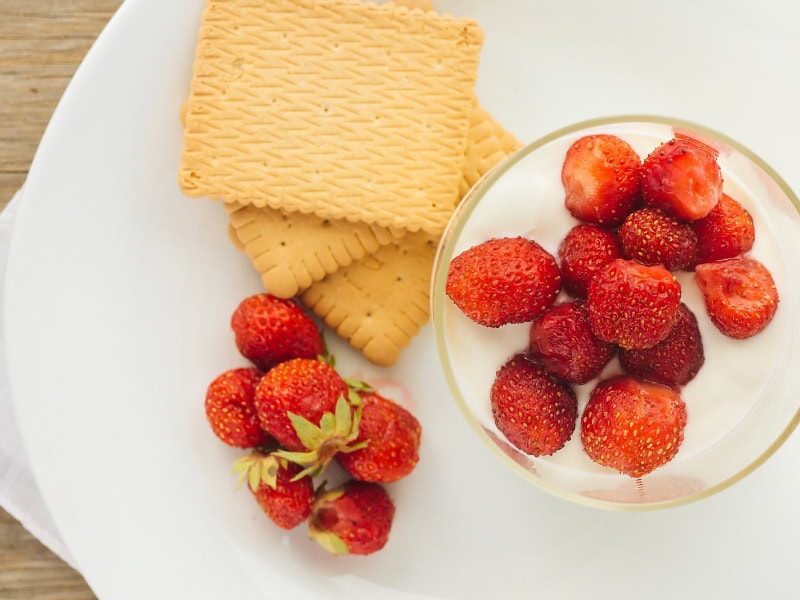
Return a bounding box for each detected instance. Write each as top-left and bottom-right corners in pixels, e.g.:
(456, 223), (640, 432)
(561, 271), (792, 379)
(431, 115), (800, 510)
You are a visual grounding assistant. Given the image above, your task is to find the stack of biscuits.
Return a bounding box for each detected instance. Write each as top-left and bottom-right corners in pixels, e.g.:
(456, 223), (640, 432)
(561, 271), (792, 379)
(179, 0), (522, 366)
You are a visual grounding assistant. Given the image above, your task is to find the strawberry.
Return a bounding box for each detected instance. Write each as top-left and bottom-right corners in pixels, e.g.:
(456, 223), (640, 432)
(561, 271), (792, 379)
(446, 236), (561, 327)
(205, 367), (271, 448)
(692, 193), (755, 265)
(642, 134), (723, 221)
(557, 224), (623, 298)
(561, 134), (643, 226)
(490, 354), (578, 456)
(254, 358), (349, 451)
(586, 258), (681, 350)
(695, 256), (779, 339)
(335, 391), (422, 483)
(619, 303), (705, 387)
(309, 481), (395, 556)
(233, 452), (314, 530)
(580, 376), (687, 478)
(619, 208), (698, 271)
(231, 293), (325, 372)
(527, 301), (616, 384)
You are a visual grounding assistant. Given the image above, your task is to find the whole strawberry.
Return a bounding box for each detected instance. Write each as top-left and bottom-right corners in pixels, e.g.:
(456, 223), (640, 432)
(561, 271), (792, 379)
(691, 193), (755, 265)
(586, 258), (681, 350)
(695, 256), (779, 339)
(561, 134), (643, 226)
(231, 293), (325, 372)
(309, 481), (395, 556)
(205, 367), (271, 448)
(446, 236), (561, 327)
(581, 376), (687, 478)
(490, 354), (578, 456)
(233, 452), (314, 530)
(557, 224), (623, 298)
(255, 358), (349, 451)
(336, 391), (422, 483)
(528, 301), (616, 384)
(642, 135), (722, 221)
(619, 303), (705, 387)
(619, 208), (697, 271)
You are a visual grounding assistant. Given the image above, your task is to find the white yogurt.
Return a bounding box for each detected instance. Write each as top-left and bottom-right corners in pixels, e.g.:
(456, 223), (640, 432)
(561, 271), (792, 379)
(435, 119), (800, 504)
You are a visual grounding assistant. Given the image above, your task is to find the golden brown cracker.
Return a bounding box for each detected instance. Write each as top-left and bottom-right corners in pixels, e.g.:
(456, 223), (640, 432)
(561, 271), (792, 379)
(225, 202), (400, 299)
(299, 232), (438, 366)
(459, 106), (524, 197)
(179, 0), (484, 235)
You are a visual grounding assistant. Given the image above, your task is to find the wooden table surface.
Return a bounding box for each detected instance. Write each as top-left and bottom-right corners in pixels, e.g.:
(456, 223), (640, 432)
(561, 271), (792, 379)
(0, 1), (123, 597)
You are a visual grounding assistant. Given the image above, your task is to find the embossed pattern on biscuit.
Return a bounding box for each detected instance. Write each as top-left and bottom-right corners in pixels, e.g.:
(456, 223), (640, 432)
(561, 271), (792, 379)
(179, 0), (484, 235)
(299, 232), (438, 367)
(459, 106), (525, 197)
(226, 202), (401, 299)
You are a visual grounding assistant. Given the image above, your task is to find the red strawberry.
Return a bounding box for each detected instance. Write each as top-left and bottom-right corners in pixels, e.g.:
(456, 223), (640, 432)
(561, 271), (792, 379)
(528, 301), (616, 384)
(231, 293), (325, 372)
(695, 257), (779, 339)
(692, 193), (755, 264)
(581, 376), (687, 478)
(490, 354), (578, 456)
(309, 481), (395, 556)
(254, 358), (348, 451)
(557, 224), (623, 297)
(335, 391), (422, 483)
(619, 303), (705, 387)
(642, 134), (723, 221)
(561, 134), (643, 226)
(619, 208), (698, 271)
(446, 236), (561, 327)
(205, 367), (270, 448)
(586, 258), (681, 350)
(233, 452), (314, 530)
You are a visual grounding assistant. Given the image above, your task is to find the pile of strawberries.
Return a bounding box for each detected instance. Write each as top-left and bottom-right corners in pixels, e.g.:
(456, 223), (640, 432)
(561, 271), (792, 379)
(446, 132), (779, 478)
(204, 293), (422, 555)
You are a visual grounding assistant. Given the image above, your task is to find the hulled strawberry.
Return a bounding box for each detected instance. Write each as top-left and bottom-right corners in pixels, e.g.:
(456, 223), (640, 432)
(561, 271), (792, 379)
(490, 354), (578, 456)
(528, 301), (616, 384)
(619, 303), (705, 387)
(446, 236), (561, 327)
(692, 193), (755, 265)
(233, 452), (314, 530)
(642, 134), (723, 221)
(581, 376), (687, 478)
(309, 481), (395, 556)
(586, 258), (681, 350)
(231, 293), (325, 372)
(335, 391), (422, 483)
(205, 367), (270, 448)
(254, 358), (349, 451)
(695, 256), (779, 339)
(557, 224), (623, 298)
(561, 134), (642, 226)
(619, 207), (697, 270)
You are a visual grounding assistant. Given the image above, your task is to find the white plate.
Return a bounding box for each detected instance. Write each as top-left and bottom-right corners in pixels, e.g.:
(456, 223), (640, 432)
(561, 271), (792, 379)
(5, 1), (800, 598)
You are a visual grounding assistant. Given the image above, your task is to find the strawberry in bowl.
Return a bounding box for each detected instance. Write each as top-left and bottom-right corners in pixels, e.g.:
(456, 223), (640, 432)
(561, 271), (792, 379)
(432, 116), (799, 510)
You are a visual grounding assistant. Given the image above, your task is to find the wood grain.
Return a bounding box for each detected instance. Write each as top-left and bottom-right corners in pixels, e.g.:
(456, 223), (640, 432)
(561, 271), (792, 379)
(0, 1), (123, 597)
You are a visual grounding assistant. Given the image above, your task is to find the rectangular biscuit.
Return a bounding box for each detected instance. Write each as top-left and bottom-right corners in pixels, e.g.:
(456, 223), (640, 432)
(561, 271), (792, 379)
(179, 0), (484, 235)
(299, 231), (439, 367)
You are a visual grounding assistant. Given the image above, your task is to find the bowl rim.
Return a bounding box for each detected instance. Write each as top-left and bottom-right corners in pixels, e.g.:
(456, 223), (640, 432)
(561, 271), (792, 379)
(430, 114), (800, 511)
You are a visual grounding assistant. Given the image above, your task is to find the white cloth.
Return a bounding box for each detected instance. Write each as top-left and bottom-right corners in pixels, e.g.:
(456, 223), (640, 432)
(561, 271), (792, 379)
(0, 188), (77, 569)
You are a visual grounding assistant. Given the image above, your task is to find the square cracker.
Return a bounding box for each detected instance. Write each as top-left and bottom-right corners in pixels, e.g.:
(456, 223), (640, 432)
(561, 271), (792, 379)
(179, 0), (484, 235)
(299, 231), (438, 367)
